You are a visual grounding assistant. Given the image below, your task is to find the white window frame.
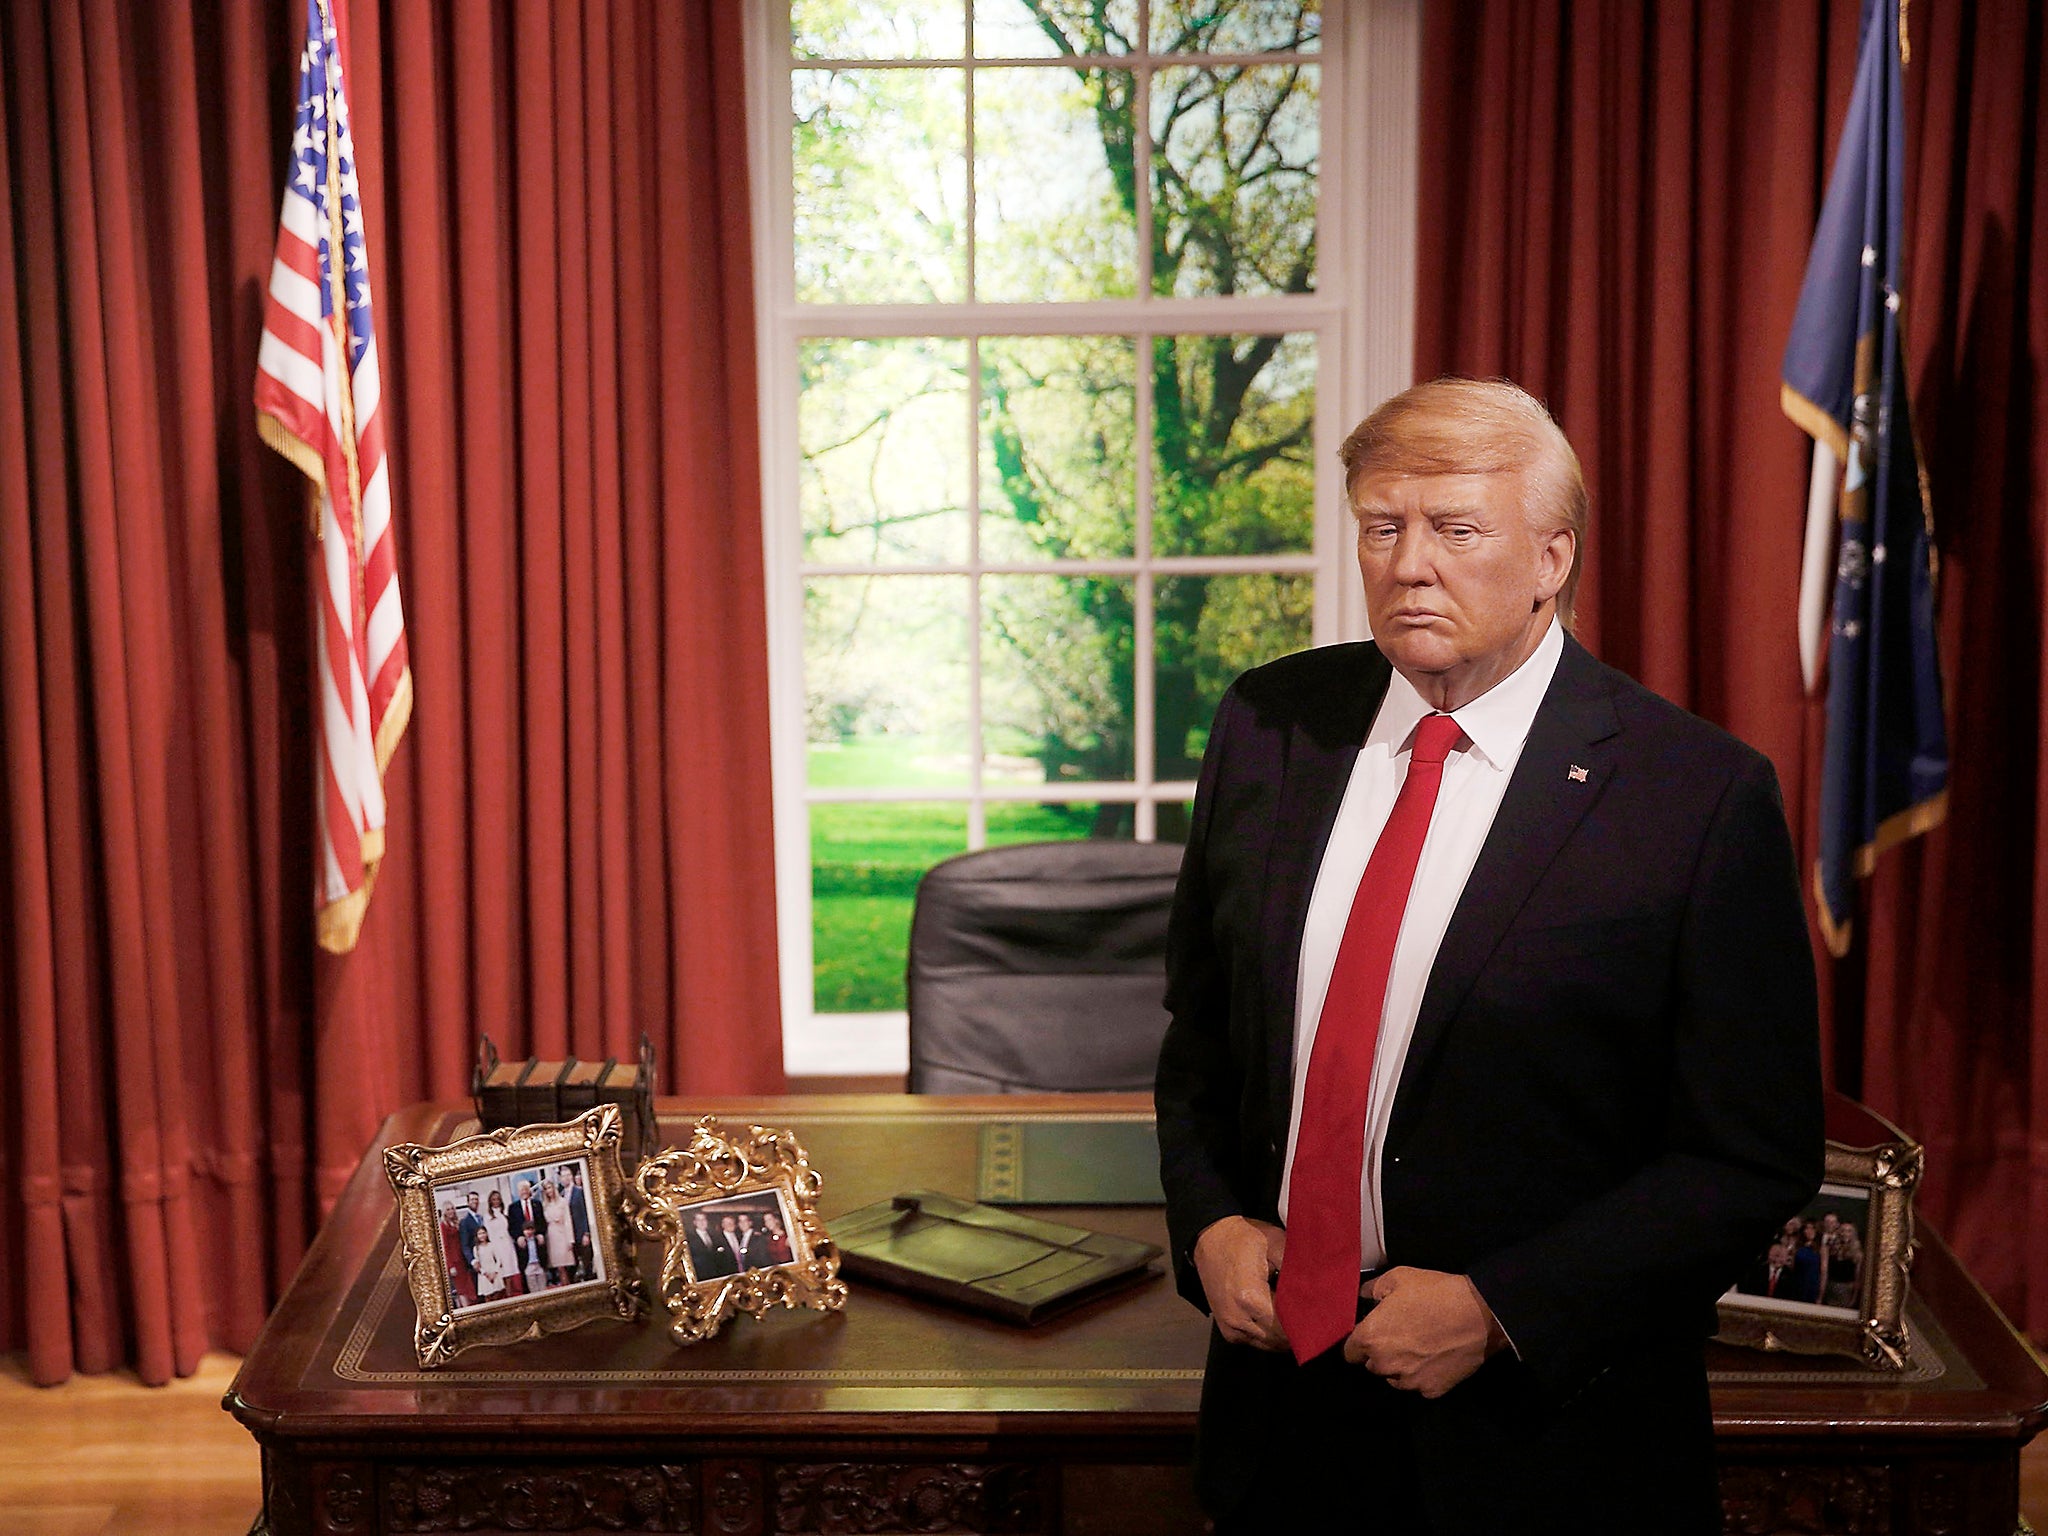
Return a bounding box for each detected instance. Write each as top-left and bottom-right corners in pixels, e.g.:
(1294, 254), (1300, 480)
(743, 0), (1421, 1076)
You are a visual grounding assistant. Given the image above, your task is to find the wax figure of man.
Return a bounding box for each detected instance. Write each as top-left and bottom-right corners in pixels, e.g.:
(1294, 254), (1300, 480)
(1154, 378), (1823, 1533)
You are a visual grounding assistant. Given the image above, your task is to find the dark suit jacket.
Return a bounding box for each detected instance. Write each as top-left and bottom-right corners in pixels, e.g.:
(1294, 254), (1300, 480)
(1155, 637), (1823, 1526)
(567, 1185), (591, 1246)
(688, 1226), (735, 1279)
(723, 1231), (754, 1271)
(456, 1210), (486, 1269)
(506, 1197), (543, 1263)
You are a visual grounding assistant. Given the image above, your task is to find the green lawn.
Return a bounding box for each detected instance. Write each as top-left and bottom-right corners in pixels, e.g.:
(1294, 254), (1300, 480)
(806, 741), (1196, 1015)
(809, 797), (961, 1013)
(807, 749), (1144, 1011)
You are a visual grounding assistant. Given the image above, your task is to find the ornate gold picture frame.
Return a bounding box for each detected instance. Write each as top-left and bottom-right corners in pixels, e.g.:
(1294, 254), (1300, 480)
(384, 1105), (643, 1367)
(624, 1116), (847, 1344)
(1715, 1134), (1922, 1368)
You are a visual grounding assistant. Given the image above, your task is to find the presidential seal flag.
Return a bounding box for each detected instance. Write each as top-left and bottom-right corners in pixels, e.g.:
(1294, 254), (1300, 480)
(1781, 0), (1947, 958)
(255, 0), (412, 954)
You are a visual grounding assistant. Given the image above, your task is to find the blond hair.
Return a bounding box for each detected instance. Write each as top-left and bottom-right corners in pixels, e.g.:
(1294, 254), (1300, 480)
(1338, 377), (1588, 630)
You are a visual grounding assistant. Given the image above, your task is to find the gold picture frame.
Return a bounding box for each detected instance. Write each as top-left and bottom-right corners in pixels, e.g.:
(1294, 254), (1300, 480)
(384, 1105), (644, 1367)
(624, 1115), (848, 1344)
(1715, 1134), (1922, 1369)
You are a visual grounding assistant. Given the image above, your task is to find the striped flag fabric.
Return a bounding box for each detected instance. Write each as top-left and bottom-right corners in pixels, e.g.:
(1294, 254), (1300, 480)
(255, 0), (412, 954)
(1780, 0), (1947, 957)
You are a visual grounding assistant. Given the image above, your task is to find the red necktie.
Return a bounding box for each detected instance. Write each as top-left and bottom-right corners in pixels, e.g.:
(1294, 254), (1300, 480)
(1276, 712), (1464, 1363)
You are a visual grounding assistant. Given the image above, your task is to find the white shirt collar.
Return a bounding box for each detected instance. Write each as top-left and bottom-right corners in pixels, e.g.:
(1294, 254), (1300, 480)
(1366, 619), (1565, 769)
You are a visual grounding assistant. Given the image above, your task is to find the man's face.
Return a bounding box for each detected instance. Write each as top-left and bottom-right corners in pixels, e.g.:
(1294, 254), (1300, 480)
(721, 1215), (737, 1234)
(519, 1182), (534, 1201)
(738, 1215), (755, 1235)
(1351, 468), (1572, 706)
(467, 1193), (480, 1212)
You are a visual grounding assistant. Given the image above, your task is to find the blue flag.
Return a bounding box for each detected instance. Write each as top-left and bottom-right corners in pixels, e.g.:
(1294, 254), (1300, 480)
(1781, 0), (1948, 958)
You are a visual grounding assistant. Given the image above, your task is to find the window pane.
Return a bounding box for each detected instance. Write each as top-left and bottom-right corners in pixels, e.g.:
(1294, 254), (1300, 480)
(794, 0), (965, 58)
(974, 0), (1138, 57)
(1152, 0), (1321, 53)
(1151, 65), (1318, 298)
(1154, 801), (1196, 843)
(984, 801), (1134, 842)
(811, 801), (966, 1012)
(979, 335), (1136, 560)
(806, 575), (969, 788)
(974, 68), (1138, 301)
(1153, 331), (1315, 556)
(802, 337), (969, 563)
(794, 69), (966, 303)
(982, 574), (1136, 783)
(1155, 573), (1312, 779)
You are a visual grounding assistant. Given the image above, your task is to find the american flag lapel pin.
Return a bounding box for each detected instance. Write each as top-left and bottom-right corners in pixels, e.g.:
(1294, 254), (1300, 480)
(1568, 764), (1589, 783)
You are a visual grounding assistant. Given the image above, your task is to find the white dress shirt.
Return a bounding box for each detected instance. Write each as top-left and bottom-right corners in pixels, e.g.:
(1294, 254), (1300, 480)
(1278, 620), (1564, 1267)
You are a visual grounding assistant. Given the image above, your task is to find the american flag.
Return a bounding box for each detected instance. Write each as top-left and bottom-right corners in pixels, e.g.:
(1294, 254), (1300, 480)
(255, 0), (412, 955)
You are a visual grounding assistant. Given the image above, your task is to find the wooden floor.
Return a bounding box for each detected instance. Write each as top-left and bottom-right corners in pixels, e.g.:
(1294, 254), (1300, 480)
(0, 1347), (2045, 1534)
(0, 1353), (259, 1536)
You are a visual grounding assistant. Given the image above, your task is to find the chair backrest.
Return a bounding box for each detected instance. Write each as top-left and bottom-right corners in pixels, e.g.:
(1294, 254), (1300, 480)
(906, 839), (1185, 1093)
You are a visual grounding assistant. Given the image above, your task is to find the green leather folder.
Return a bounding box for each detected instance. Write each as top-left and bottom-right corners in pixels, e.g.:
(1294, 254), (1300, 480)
(830, 1190), (1162, 1325)
(975, 1119), (1165, 1205)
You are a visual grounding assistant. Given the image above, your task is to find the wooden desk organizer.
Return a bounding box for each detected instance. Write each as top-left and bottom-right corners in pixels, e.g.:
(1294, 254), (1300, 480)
(470, 1033), (658, 1168)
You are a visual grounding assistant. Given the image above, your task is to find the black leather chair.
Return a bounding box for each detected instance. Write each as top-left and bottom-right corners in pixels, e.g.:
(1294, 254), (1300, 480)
(905, 839), (1185, 1093)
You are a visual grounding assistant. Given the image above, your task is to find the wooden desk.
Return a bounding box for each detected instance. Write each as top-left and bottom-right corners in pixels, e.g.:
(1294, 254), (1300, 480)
(228, 1096), (2048, 1535)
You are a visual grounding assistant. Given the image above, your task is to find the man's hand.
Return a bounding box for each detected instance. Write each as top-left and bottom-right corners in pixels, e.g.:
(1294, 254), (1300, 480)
(1343, 1267), (1505, 1397)
(1192, 1215), (1290, 1351)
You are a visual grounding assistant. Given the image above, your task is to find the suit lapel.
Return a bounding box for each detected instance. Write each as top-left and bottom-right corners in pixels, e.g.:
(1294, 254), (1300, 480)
(1260, 647), (1390, 1141)
(1385, 637), (1623, 1154)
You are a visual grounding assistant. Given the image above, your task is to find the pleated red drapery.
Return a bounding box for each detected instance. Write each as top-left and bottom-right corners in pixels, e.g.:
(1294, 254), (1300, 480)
(0, 0), (784, 1386)
(1417, 0), (2048, 1333)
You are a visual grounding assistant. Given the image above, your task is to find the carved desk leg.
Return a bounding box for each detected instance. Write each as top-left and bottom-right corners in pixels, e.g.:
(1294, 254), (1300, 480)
(254, 1452), (376, 1536)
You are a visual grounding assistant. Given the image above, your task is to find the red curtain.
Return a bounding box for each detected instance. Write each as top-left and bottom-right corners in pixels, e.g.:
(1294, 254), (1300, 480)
(1418, 0), (2048, 1332)
(0, 0), (783, 1386)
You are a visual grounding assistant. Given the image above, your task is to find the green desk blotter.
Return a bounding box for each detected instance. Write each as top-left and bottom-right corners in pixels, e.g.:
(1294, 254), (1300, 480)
(976, 1119), (1165, 1206)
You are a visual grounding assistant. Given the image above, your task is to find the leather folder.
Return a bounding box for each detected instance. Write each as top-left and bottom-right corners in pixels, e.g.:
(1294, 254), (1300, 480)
(830, 1190), (1162, 1325)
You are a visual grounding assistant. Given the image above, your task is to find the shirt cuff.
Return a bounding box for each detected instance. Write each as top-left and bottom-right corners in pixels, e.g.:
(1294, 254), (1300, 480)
(1466, 1274), (1521, 1360)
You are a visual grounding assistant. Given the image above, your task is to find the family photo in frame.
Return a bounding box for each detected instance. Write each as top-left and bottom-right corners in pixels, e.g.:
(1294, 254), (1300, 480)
(385, 1107), (642, 1366)
(1716, 1134), (1922, 1368)
(1727, 1183), (1871, 1314)
(626, 1116), (846, 1345)
(434, 1156), (607, 1313)
(677, 1188), (799, 1282)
